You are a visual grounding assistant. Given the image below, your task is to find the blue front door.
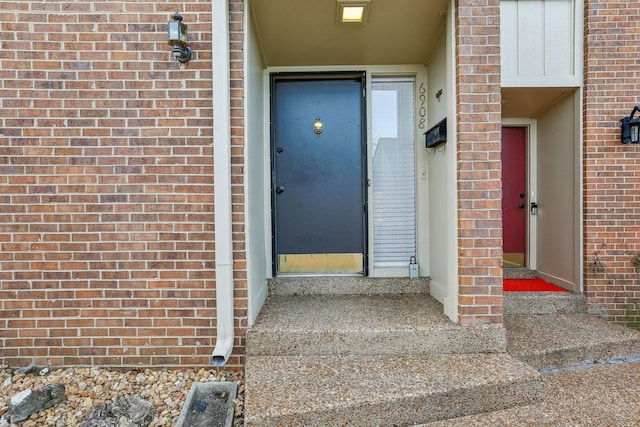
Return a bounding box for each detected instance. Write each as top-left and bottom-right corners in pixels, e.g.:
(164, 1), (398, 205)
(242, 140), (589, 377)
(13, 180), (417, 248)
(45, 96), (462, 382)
(271, 74), (367, 275)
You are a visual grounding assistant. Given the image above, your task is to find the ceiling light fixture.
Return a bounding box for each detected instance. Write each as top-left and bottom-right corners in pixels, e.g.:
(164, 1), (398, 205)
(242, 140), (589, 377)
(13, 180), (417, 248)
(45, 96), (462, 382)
(337, 0), (371, 24)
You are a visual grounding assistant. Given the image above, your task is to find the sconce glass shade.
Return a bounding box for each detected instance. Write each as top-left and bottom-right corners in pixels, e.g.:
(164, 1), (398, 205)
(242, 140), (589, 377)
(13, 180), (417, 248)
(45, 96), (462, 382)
(168, 12), (188, 47)
(621, 105), (640, 144)
(167, 11), (191, 64)
(630, 121), (640, 144)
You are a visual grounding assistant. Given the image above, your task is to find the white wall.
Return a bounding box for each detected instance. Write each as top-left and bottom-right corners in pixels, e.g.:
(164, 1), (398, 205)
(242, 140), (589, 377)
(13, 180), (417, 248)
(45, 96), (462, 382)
(426, 29), (449, 305)
(245, 9), (268, 325)
(501, 0), (582, 87)
(535, 90), (579, 290)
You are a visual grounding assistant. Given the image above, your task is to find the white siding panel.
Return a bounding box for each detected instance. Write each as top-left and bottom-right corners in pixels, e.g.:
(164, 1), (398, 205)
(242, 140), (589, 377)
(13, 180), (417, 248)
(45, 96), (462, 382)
(516, 0), (545, 76)
(501, 0), (580, 87)
(500, 1), (519, 77)
(544, 0), (574, 76)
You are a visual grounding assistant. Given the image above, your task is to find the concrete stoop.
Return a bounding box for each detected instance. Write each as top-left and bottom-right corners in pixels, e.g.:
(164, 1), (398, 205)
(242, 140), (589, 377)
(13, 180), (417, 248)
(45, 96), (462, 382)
(244, 279), (539, 425)
(505, 313), (640, 370)
(244, 354), (542, 427)
(244, 277), (640, 425)
(503, 268), (537, 279)
(246, 293), (506, 357)
(268, 276), (430, 296)
(504, 292), (586, 315)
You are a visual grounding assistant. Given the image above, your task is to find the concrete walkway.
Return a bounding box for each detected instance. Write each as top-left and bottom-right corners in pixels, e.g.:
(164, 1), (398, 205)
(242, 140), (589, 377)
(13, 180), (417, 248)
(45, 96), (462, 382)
(244, 278), (640, 425)
(424, 358), (640, 426)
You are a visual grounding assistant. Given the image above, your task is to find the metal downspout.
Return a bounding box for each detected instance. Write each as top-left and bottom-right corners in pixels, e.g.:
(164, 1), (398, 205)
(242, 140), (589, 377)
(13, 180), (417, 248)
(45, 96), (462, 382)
(211, 0), (234, 366)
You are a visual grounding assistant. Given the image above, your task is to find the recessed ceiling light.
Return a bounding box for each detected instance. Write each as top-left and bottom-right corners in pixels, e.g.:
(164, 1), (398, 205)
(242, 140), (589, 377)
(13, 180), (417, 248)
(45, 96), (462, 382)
(342, 6), (365, 22)
(337, 0), (371, 25)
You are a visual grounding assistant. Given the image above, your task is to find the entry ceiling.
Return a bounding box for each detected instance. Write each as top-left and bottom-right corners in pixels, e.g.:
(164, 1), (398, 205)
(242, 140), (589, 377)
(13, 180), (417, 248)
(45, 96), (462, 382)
(249, 0), (449, 67)
(249, 1), (573, 118)
(502, 88), (575, 118)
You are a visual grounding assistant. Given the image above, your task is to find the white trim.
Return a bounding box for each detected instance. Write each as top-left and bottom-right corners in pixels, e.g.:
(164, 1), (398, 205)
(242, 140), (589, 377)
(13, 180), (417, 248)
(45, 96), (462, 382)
(429, 279), (447, 305)
(244, 0), (269, 325)
(262, 70), (273, 279)
(267, 64), (426, 75)
(574, 0), (584, 293)
(574, 0), (584, 87)
(502, 118), (538, 271)
(501, 76), (582, 88)
(574, 88), (584, 293)
(211, 0), (234, 367)
(444, 0), (458, 323)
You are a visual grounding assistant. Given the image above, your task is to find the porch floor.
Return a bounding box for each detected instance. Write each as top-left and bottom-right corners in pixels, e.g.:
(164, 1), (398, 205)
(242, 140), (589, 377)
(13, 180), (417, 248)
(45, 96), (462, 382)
(244, 278), (640, 426)
(246, 293), (506, 357)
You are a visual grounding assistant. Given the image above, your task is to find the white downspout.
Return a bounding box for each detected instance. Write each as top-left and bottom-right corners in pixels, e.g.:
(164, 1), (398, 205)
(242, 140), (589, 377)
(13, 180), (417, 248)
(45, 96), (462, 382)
(211, 0), (234, 366)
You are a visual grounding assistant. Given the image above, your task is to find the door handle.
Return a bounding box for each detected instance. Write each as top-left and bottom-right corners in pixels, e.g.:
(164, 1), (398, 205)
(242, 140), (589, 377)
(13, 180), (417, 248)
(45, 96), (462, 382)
(518, 203), (525, 209)
(276, 186), (285, 194)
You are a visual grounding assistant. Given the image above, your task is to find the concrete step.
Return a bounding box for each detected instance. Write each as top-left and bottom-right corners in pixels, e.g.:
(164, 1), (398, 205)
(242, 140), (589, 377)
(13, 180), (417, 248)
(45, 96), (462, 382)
(503, 268), (537, 279)
(244, 354), (542, 426)
(504, 292), (586, 315)
(244, 276), (640, 425)
(268, 276), (430, 296)
(419, 360), (640, 426)
(505, 313), (640, 370)
(246, 293), (506, 356)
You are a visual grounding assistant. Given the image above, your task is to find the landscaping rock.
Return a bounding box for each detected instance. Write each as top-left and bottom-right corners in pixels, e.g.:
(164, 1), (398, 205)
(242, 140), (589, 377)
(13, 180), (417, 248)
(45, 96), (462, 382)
(17, 360), (37, 375)
(7, 383), (66, 423)
(0, 367), (245, 426)
(81, 395), (157, 427)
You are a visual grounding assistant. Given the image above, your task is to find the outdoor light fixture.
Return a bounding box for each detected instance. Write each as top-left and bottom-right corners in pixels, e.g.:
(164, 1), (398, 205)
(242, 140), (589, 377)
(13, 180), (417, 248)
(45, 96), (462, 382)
(620, 106), (640, 144)
(167, 11), (192, 63)
(337, 0), (371, 24)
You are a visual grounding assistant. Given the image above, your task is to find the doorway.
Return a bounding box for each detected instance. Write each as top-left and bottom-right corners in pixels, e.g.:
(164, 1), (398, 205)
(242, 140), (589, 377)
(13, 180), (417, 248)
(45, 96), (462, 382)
(502, 127), (528, 268)
(271, 74), (367, 275)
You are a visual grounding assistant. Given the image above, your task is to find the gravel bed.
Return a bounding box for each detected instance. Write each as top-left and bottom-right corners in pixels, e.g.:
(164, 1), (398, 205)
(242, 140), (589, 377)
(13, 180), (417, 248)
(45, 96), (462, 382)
(0, 365), (244, 427)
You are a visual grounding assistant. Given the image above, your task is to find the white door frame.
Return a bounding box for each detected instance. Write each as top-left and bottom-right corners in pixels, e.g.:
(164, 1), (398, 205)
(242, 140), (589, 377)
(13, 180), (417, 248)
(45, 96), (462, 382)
(502, 118), (538, 270)
(263, 65), (428, 278)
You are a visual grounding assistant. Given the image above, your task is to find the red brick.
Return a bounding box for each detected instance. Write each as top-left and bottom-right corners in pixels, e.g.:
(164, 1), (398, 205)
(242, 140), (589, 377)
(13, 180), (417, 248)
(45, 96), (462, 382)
(455, 0), (502, 325)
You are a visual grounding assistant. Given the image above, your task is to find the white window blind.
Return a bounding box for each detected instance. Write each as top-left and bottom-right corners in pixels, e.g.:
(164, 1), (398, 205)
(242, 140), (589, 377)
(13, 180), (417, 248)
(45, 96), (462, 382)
(372, 78), (416, 267)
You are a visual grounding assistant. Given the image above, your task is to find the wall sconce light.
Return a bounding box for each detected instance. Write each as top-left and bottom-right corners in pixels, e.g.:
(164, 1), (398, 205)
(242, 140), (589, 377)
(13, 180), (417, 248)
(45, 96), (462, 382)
(620, 106), (640, 144)
(167, 11), (192, 63)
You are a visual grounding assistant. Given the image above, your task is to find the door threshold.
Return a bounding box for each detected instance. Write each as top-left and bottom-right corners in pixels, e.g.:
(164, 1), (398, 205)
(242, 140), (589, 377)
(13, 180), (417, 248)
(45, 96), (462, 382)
(276, 273), (365, 278)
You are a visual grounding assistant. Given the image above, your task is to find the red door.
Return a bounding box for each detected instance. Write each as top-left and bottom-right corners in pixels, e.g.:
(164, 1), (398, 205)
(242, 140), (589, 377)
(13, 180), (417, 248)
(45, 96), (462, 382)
(502, 127), (527, 268)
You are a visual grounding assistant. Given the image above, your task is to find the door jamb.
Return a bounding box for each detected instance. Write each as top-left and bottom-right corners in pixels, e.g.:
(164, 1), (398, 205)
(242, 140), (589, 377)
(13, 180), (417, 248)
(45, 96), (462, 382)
(502, 118), (537, 270)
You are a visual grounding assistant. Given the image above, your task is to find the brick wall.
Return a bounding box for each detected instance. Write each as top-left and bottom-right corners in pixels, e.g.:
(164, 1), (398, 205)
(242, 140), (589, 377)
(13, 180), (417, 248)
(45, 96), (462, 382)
(583, 0), (640, 326)
(0, 0), (248, 368)
(454, 0), (503, 325)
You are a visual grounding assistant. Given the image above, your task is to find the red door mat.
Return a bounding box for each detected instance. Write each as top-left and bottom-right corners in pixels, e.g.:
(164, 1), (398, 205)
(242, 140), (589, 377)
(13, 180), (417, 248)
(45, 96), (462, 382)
(503, 278), (569, 292)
